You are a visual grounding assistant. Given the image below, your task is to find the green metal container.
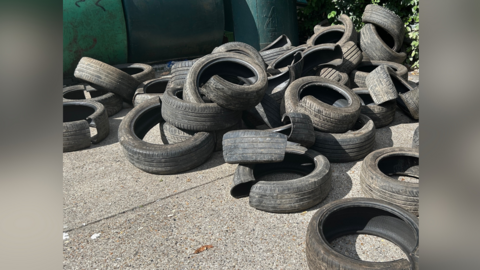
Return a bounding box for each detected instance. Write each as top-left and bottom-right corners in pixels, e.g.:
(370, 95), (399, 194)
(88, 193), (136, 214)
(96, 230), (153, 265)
(230, 0), (299, 50)
(63, 0), (128, 76)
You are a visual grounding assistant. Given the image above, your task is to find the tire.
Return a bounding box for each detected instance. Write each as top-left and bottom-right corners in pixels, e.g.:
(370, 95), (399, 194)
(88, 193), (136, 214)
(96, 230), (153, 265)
(335, 41), (363, 74)
(269, 112), (316, 148)
(113, 63), (155, 82)
(412, 126), (419, 148)
(301, 44), (344, 76)
(311, 114), (376, 163)
(307, 14), (357, 47)
(244, 148), (331, 213)
(266, 70), (291, 104)
(161, 87), (242, 131)
(212, 41), (266, 68)
(63, 85), (123, 117)
(284, 76), (361, 133)
(360, 147), (419, 215)
(132, 77), (170, 107)
(362, 4), (405, 52)
(243, 92), (282, 129)
(169, 60), (196, 89)
(317, 68), (350, 87)
(161, 121), (242, 152)
(73, 57), (141, 103)
(354, 88), (396, 128)
(259, 35), (294, 66)
(63, 100), (110, 152)
(118, 97), (215, 174)
(365, 65), (399, 104)
(306, 198), (419, 270)
(398, 86), (419, 120)
(313, 19), (330, 34)
(267, 47), (306, 78)
(222, 130), (288, 164)
(360, 24), (407, 63)
(350, 60), (408, 88)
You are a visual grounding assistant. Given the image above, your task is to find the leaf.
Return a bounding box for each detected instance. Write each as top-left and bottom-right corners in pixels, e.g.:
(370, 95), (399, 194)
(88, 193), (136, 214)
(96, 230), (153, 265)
(194, 245), (214, 254)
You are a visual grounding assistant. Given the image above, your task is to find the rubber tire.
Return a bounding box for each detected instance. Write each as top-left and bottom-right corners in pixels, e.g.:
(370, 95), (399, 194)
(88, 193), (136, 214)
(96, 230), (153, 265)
(301, 44), (344, 77)
(398, 86), (419, 120)
(161, 87), (242, 131)
(222, 130), (288, 164)
(317, 68), (350, 87)
(360, 147), (419, 215)
(412, 126), (419, 148)
(354, 88), (396, 128)
(63, 100), (110, 152)
(118, 97), (215, 174)
(360, 24), (407, 63)
(265, 51), (304, 103)
(243, 94), (282, 129)
(74, 57), (141, 104)
(365, 65), (399, 104)
(306, 198), (419, 270)
(311, 114), (376, 163)
(212, 41), (266, 69)
(284, 76), (361, 133)
(63, 85), (123, 117)
(307, 14), (357, 47)
(267, 46), (306, 77)
(113, 63), (155, 82)
(132, 77), (169, 107)
(362, 4), (405, 52)
(335, 41), (363, 74)
(268, 112), (316, 148)
(245, 148), (331, 213)
(350, 60), (408, 88)
(169, 60), (196, 89)
(313, 19), (330, 34)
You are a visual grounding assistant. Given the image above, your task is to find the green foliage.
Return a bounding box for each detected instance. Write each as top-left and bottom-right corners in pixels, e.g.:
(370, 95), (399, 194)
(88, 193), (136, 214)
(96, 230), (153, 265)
(297, 0), (419, 69)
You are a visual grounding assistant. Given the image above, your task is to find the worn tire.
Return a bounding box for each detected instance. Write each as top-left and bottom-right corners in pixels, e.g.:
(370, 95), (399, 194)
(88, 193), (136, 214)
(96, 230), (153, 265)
(365, 65), (399, 104)
(360, 24), (407, 63)
(222, 130), (288, 164)
(301, 44), (344, 77)
(269, 112), (316, 148)
(362, 4), (405, 51)
(311, 114), (376, 163)
(118, 97), (215, 174)
(306, 198), (419, 270)
(113, 63), (155, 82)
(169, 60), (196, 89)
(73, 57), (141, 103)
(307, 14), (357, 47)
(267, 47), (306, 78)
(132, 77), (170, 107)
(259, 35), (293, 66)
(243, 94), (282, 129)
(335, 41), (363, 74)
(412, 126), (419, 148)
(162, 87), (242, 131)
(63, 100), (110, 152)
(398, 86), (419, 120)
(360, 147), (419, 215)
(317, 68), (350, 87)
(63, 85), (123, 117)
(212, 41), (266, 68)
(354, 88), (396, 128)
(284, 76), (361, 133)
(350, 60), (408, 88)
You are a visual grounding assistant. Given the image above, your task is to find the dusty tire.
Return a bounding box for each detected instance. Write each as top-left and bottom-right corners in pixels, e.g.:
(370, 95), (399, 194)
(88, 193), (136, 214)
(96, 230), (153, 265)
(360, 147), (419, 215)
(267, 47), (306, 78)
(63, 100), (110, 152)
(113, 63), (155, 82)
(161, 87), (242, 131)
(350, 60), (408, 88)
(412, 126), (419, 148)
(311, 114), (376, 163)
(269, 112), (316, 148)
(284, 76), (361, 133)
(118, 97), (215, 174)
(354, 88), (396, 128)
(335, 41), (363, 74)
(317, 68), (350, 87)
(306, 197), (419, 270)
(63, 85), (123, 117)
(360, 24), (407, 63)
(222, 130), (288, 164)
(307, 14), (357, 47)
(398, 86), (419, 120)
(244, 148), (331, 213)
(362, 4), (405, 51)
(365, 65), (400, 104)
(212, 41), (266, 68)
(73, 57), (141, 103)
(313, 19), (330, 34)
(301, 44), (344, 76)
(243, 94), (282, 129)
(259, 35), (293, 65)
(132, 78), (170, 107)
(169, 60), (196, 89)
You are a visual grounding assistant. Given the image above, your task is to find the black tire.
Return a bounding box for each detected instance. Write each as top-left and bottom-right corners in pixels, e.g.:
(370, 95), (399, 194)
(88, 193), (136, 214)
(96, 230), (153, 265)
(132, 77), (169, 107)
(73, 57), (141, 103)
(118, 97), (215, 174)
(335, 41), (363, 74)
(317, 68), (350, 87)
(365, 65), (399, 104)
(113, 63), (155, 82)
(350, 60), (408, 88)
(222, 130), (288, 164)
(360, 147), (419, 215)
(398, 86), (419, 120)
(63, 85), (123, 117)
(63, 100), (110, 152)
(161, 87), (242, 131)
(212, 41), (266, 69)
(267, 47), (306, 78)
(169, 60), (196, 89)
(301, 44), (344, 77)
(307, 14), (357, 46)
(354, 88), (396, 128)
(259, 35), (293, 65)
(360, 24), (407, 63)
(362, 4), (405, 52)
(266, 70), (291, 103)
(306, 198), (419, 270)
(412, 126), (419, 148)
(284, 76), (361, 133)
(244, 148), (331, 213)
(269, 112), (316, 148)
(311, 114), (376, 163)
(243, 94), (282, 129)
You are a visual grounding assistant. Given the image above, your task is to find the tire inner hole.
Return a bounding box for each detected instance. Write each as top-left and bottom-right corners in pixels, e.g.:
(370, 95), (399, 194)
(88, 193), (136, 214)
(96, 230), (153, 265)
(299, 84), (350, 108)
(254, 153), (315, 182)
(313, 29), (345, 45)
(63, 105), (95, 122)
(378, 155), (419, 183)
(118, 67), (144, 76)
(375, 26), (395, 49)
(356, 65), (398, 73)
(198, 60), (257, 87)
(144, 80), (168, 94)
